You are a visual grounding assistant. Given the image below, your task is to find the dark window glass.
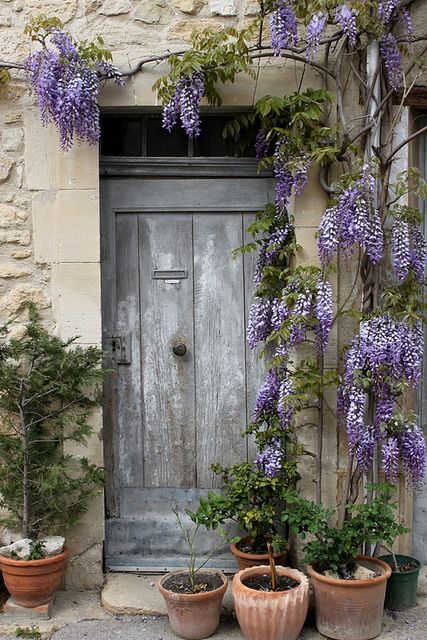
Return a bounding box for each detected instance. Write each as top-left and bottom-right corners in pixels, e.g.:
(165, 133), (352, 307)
(100, 116), (142, 156)
(100, 113), (256, 157)
(194, 116), (237, 157)
(146, 116), (189, 157)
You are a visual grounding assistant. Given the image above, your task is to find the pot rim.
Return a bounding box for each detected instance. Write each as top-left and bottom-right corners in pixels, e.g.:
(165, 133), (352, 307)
(158, 567), (228, 602)
(230, 538), (290, 561)
(307, 554), (391, 587)
(0, 545), (69, 568)
(379, 554), (421, 574)
(233, 564), (308, 597)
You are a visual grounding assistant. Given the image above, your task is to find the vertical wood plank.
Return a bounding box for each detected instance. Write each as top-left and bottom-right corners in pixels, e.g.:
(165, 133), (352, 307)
(139, 213), (196, 488)
(194, 213), (247, 487)
(115, 214), (144, 488)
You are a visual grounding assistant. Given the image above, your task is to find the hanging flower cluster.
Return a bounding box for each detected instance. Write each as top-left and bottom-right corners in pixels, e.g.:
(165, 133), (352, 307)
(255, 438), (283, 477)
(391, 218), (427, 283)
(306, 13), (327, 60)
(270, 0), (298, 56)
(317, 164), (383, 266)
(273, 140), (311, 216)
(338, 315), (425, 484)
(26, 29), (123, 149)
(162, 72), (205, 138)
(380, 33), (403, 91)
(253, 368), (294, 428)
(335, 5), (357, 46)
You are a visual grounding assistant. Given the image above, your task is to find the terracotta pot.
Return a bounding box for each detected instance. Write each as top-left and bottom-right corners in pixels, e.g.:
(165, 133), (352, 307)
(232, 564), (309, 640)
(307, 555), (392, 640)
(0, 546), (69, 607)
(158, 568), (228, 640)
(230, 538), (289, 570)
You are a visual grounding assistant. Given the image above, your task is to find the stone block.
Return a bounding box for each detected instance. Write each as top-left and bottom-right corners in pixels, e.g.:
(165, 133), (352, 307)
(293, 164), (328, 227)
(0, 264), (31, 279)
(172, 0), (204, 14)
(2, 284), (50, 315)
(24, 0), (78, 22)
(167, 18), (225, 41)
(2, 128), (24, 152)
(134, 1), (167, 24)
(100, 0), (132, 15)
(3, 596), (54, 619)
(294, 227), (320, 267)
(244, 0), (259, 15)
(4, 112), (22, 124)
(99, 76), (136, 107)
(51, 263), (101, 343)
(63, 492), (104, 558)
(64, 543), (104, 590)
(0, 157), (13, 182)
(11, 249), (32, 259)
(0, 203), (27, 227)
(32, 191), (57, 264)
(209, 0), (236, 15)
(0, 229), (31, 245)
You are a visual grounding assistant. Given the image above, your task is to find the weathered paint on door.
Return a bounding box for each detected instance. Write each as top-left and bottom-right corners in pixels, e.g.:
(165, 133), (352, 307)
(101, 168), (274, 570)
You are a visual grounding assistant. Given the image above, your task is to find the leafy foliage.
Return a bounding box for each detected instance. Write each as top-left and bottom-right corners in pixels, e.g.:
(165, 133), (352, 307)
(283, 484), (408, 573)
(0, 305), (105, 538)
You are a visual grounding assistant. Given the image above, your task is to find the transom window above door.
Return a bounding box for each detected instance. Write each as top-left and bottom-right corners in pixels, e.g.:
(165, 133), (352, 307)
(100, 112), (255, 158)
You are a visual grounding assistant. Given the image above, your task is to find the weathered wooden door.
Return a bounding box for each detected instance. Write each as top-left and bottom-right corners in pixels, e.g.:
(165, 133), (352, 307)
(101, 159), (274, 570)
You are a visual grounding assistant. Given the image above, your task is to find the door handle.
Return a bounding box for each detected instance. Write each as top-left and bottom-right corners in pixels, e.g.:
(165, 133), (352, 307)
(172, 343), (187, 356)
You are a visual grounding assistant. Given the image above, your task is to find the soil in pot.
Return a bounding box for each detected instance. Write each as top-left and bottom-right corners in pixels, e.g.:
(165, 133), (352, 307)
(231, 537), (288, 570)
(379, 554), (421, 611)
(242, 574), (299, 592)
(162, 571), (223, 594)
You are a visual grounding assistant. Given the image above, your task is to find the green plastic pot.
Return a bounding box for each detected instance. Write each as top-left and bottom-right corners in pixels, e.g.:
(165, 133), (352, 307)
(379, 554), (420, 611)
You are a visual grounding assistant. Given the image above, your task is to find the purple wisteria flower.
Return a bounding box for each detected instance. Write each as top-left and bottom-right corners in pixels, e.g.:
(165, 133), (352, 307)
(26, 29), (123, 149)
(315, 278), (333, 353)
(255, 438), (283, 477)
(380, 33), (403, 92)
(317, 164), (384, 266)
(339, 315), (425, 480)
(400, 425), (426, 487)
(382, 436), (400, 482)
(278, 373), (294, 427)
(162, 72), (205, 138)
(247, 298), (273, 348)
(400, 7), (413, 34)
(392, 219), (427, 283)
(273, 141), (294, 216)
(270, 0), (298, 56)
(98, 60), (125, 85)
(335, 5), (357, 46)
(306, 13), (326, 60)
(378, 0), (402, 24)
(253, 224), (291, 285)
(252, 369), (281, 422)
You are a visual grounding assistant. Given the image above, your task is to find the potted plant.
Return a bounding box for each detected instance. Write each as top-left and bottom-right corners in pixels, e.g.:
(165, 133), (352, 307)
(379, 552), (421, 611)
(188, 448), (299, 569)
(158, 508), (228, 640)
(283, 485), (407, 640)
(0, 305), (104, 607)
(232, 545), (309, 640)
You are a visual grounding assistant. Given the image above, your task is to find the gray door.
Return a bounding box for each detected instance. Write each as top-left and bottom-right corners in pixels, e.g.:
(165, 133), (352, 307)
(101, 162), (274, 570)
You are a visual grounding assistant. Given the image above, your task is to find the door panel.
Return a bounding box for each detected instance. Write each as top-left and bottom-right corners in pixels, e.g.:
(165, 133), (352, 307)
(102, 175), (274, 570)
(194, 213), (247, 488)
(138, 213), (195, 489)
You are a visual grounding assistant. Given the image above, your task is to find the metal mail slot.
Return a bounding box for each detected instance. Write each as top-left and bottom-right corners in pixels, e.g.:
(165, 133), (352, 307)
(152, 269), (188, 280)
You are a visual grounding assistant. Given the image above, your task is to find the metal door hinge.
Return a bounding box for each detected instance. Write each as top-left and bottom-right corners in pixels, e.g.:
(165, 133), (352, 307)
(106, 333), (131, 364)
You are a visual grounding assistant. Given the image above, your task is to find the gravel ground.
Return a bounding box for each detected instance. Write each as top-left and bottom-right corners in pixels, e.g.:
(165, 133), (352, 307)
(2, 606), (426, 640)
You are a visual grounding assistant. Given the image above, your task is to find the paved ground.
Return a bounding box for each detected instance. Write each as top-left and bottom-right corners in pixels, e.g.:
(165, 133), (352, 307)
(1, 606), (427, 640)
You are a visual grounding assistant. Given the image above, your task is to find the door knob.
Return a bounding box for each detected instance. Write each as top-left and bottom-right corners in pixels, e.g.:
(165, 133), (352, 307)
(172, 342), (187, 356)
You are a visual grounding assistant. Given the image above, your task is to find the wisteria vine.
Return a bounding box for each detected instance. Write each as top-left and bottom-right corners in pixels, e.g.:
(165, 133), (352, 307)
(25, 23), (123, 149)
